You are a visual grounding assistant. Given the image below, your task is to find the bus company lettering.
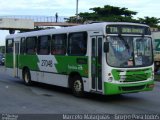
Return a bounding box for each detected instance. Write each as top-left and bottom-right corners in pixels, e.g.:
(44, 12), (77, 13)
(68, 65), (83, 71)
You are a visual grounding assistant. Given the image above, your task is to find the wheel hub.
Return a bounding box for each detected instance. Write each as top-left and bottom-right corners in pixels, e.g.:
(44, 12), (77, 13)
(24, 73), (29, 83)
(74, 80), (82, 92)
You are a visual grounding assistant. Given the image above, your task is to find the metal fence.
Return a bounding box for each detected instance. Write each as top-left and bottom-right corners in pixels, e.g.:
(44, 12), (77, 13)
(0, 15), (68, 22)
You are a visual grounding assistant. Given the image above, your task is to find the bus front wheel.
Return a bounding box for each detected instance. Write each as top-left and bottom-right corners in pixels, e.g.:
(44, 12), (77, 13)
(72, 76), (84, 97)
(23, 69), (32, 86)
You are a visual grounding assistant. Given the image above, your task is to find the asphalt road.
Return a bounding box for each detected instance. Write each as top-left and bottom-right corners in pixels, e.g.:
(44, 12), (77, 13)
(0, 66), (160, 114)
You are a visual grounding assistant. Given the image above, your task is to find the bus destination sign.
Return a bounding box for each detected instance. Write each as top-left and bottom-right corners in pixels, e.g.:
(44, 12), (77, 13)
(106, 25), (151, 35)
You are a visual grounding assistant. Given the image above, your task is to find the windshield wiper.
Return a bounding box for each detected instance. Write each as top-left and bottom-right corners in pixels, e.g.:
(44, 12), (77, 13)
(118, 34), (130, 49)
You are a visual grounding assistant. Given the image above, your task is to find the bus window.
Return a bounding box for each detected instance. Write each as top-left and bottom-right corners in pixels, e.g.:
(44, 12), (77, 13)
(20, 37), (26, 54)
(6, 39), (13, 53)
(51, 34), (67, 55)
(37, 36), (50, 55)
(68, 32), (87, 56)
(26, 37), (37, 54)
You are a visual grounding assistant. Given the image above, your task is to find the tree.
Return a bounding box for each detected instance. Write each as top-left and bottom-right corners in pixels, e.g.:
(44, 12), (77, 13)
(138, 17), (160, 27)
(90, 5), (137, 17)
(66, 5), (160, 28)
(66, 5), (138, 23)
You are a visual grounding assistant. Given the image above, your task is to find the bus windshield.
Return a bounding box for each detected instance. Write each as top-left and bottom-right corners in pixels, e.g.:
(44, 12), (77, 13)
(107, 36), (153, 67)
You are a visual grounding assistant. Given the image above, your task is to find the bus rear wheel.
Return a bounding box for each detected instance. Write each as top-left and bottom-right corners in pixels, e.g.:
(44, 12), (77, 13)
(23, 69), (32, 86)
(71, 76), (84, 97)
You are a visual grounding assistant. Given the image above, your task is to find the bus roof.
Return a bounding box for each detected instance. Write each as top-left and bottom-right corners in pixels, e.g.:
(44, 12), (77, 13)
(6, 22), (149, 39)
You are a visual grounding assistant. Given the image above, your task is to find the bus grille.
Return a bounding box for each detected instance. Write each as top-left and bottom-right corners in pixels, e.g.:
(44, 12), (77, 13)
(120, 85), (145, 91)
(125, 74), (148, 82)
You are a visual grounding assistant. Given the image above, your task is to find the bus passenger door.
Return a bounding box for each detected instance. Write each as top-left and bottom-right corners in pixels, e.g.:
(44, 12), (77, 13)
(13, 41), (20, 77)
(91, 36), (103, 92)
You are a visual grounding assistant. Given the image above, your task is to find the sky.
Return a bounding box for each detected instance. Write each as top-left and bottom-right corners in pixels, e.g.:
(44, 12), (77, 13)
(0, 0), (160, 46)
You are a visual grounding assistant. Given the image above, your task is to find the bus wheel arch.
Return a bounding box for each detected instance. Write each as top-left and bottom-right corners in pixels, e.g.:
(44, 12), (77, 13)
(68, 72), (84, 97)
(22, 67), (32, 85)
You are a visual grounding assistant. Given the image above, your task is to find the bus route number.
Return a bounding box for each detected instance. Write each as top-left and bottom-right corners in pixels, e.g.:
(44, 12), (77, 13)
(41, 60), (53, 67)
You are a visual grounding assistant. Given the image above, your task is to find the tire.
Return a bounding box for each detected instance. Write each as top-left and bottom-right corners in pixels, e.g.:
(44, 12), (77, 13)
(71, 76), (84, 97)
(23, 69), (32, 86)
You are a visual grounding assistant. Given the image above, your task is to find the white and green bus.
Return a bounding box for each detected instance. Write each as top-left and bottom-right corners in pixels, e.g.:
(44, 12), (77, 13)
(5, 22), (154, 96)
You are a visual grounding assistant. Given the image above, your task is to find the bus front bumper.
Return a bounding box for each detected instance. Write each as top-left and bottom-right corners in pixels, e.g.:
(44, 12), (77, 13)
(104, 80), (154, 95)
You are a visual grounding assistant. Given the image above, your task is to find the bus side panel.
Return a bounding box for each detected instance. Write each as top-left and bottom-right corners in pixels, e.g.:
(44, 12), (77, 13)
(38, 71), (68, 87)
(5, 53), (13, 68)
(55, 56), (88, 78)
(55, 56), (90, 92)
(18, 54), (91, 91)
(19, 54), (39, 71)
(5, 53), (14, 76)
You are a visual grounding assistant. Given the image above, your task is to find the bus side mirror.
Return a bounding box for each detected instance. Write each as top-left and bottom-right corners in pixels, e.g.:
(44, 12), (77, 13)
(104, 42), (109, 53)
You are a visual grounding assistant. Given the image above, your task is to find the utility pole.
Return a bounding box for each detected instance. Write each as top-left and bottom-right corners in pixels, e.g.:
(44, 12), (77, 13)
(76, 0), (79, 22)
